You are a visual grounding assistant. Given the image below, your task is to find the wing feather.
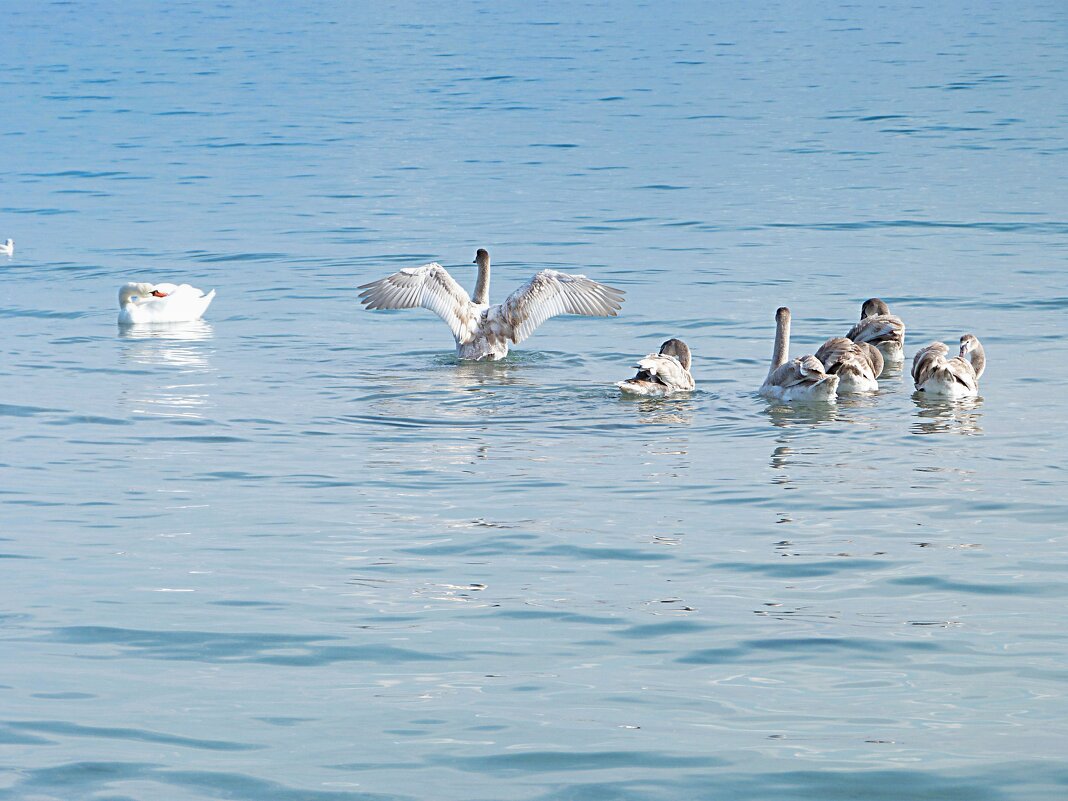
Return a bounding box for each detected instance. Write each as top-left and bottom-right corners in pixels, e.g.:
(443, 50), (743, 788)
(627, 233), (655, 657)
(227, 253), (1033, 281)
(634, 353), (694, 391)
(489, 269), (625, 345)
(765, 356), (832, 389)
(847, 314), (905, 346)
(816, 337), (878, 381)
(911, 341), (948, 387)
(358, 263), (479, 344)
(815, 337), (857, 371)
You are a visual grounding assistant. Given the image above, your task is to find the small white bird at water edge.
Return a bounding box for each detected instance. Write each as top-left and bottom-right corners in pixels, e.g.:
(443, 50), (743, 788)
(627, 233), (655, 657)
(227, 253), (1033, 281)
(0, 239), (13, 256)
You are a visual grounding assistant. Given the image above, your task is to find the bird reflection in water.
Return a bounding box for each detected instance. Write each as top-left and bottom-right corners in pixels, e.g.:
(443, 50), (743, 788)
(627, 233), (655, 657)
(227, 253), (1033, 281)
(617, 394), (696, 427)
(762, 400), (839, 430)
(119, 320), (215, 370)
(614, 395), (693, 483)
(445, 354), (539, 390)
(118, 321), (215, 418)
(911, 394), (984, 436)
(764, 401), (838, 486)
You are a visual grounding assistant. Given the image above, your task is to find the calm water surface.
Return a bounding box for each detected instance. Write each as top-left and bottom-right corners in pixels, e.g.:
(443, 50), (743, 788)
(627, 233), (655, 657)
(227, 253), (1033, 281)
(2, 2), (1068, 799)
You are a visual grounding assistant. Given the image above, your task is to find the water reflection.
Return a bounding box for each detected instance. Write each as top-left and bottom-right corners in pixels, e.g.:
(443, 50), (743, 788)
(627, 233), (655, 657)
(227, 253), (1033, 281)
(445, 357), (539, 390)
(118, 321), (215, 370)
(762, 400), (839, 488)
(762, 400), (839, 430)
(911, 394), (984, 435)
(118, 322), (215, 418)
(617, 394), (696, 426)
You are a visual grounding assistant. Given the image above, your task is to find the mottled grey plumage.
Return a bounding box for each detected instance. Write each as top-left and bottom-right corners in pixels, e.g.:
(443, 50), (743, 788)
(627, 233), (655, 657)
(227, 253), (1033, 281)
(815, 336), (879, 393)
(846, 298), (905, 366)
(912, 334), (985, 397)
(760, 307), (839, 402)
(618, 338), (695, 396)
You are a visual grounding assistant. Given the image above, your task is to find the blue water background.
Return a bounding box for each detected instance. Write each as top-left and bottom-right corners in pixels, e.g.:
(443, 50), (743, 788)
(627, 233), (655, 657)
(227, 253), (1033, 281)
(2, 2), (1068, 799)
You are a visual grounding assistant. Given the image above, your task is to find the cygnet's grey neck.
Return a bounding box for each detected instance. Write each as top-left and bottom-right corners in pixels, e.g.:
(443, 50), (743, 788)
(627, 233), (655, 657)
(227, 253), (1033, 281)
(961, 335), (986, 378)
(659, 338), (691, 371)
(771, 307), (791, 370)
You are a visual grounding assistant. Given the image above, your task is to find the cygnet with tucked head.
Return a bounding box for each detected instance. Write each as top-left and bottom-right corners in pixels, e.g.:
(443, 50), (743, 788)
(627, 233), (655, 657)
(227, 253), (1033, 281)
(846, 297), (905, 367)
(618, 337), (695, 396)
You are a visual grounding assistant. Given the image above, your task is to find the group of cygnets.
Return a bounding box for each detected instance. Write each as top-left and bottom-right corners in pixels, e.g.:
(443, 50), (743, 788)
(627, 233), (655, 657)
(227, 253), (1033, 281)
(755, 302), (985, 401)
(116, 247), (986, 400)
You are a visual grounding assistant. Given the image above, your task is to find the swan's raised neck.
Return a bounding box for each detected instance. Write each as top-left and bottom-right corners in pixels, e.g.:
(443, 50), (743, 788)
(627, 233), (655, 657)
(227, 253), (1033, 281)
(119, 282), (155, 307)
(861, 298), (890, 319)
(472, 248), (491, 305)
(771, 306), (791, 371)
(659, 338), (691, 371)
(960, 333), (985, 378)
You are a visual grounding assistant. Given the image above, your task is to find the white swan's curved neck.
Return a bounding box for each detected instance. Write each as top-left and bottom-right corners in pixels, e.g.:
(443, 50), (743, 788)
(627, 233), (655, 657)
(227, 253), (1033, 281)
(473, 260), (490, 305)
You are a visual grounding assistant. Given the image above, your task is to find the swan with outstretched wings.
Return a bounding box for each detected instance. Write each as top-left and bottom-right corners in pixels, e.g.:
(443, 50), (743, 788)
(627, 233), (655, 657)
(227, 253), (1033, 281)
(358, 249), (625, 360)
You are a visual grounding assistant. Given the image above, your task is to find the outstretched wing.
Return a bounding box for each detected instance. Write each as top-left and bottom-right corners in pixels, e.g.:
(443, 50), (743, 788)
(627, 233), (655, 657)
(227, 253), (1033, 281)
(847, 313), (905, 346)
(358, 263), (479, 344)
(486, 269), (625, 345)
(634, 353), (694, 391)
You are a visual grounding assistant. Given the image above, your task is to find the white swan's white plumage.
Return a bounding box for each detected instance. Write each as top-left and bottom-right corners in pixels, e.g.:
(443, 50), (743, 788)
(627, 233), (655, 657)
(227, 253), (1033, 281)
(0, 239), (12, 256)
(912, 334), (985, 398)
(846, 298), (905, 366)
(815, 336), (881, 394)
(118, 282), (216, 325)
(618, 338), (695, 396)
(760, 307), (839, 402)
(358, 249), (625, 360)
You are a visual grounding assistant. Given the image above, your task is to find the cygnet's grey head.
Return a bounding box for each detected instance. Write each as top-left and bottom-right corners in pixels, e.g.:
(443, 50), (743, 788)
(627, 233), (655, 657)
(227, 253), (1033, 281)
(861, 298), (890, 319)
(659, 338), (692, 371)
(472, 248), (490, 268)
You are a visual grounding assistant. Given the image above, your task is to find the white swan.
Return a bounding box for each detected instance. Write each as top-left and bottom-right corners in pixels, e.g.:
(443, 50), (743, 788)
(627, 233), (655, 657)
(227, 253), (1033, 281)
(846, 298), (905, 366)
(618, 338), (695, 396)
(760, 307), (839, 402)
(0, 239), (12, 256)
(118, 282), (216, 325)
(815, 337), (882, 394)
(358, 249), (625, 360)
(912, 333), (985, 398)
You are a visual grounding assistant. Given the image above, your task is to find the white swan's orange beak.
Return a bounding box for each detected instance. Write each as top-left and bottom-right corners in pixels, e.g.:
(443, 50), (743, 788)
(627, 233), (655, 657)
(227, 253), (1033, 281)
(150, 290), (169, 297)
